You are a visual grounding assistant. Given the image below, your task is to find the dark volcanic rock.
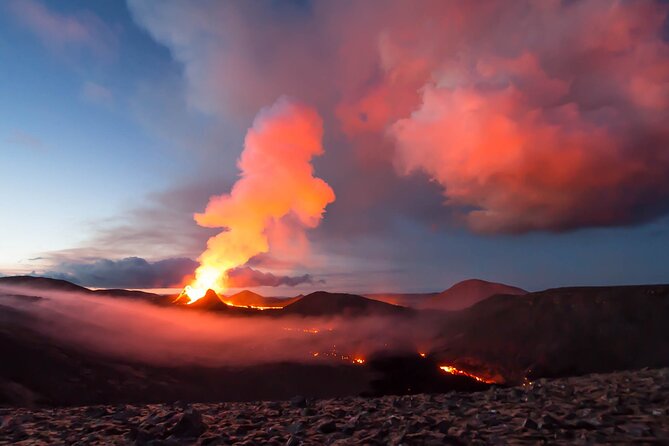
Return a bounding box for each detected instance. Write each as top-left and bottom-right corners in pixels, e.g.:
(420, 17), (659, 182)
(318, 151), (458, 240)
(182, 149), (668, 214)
(167, 407), (207, 438)
(289, 395), (307, 408)
(3, 368), (668, 445)
(317, 419), (337, 433)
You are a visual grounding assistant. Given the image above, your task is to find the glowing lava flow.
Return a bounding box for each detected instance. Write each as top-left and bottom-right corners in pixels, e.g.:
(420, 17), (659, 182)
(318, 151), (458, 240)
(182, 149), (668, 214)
(439, 365), (494, 383)
(223, 301), (284, 310)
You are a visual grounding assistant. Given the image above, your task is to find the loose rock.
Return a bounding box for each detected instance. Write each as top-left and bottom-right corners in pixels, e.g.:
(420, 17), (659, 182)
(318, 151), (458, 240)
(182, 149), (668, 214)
(1, 368), (669, 445)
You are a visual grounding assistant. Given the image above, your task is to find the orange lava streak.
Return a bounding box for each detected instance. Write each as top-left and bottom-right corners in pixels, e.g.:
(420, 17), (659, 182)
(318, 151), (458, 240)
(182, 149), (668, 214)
(223, 301), (283, 310)
(439, 365), (494, 383)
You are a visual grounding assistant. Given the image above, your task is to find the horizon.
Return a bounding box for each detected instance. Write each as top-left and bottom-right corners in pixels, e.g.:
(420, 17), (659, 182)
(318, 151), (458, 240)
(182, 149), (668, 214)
(4, 273), (669, 298)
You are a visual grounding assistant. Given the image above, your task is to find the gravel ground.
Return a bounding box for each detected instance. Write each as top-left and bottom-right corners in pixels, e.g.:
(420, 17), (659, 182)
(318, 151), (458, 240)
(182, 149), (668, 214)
(1, 368), (668, 445)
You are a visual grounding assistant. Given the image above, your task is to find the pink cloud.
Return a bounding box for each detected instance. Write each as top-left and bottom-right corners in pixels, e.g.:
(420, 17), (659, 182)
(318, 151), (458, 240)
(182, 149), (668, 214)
(128, 0), (669, 234)
(80, 81), (113, 106)
(8, 0), (117, 58)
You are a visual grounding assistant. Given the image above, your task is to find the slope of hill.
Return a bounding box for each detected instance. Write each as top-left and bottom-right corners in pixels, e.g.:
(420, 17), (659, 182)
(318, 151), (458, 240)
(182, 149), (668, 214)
(424, 279), (527, 311)
(0, 301), (370, 407)
(282, 291), (408, 317)
(432, 284), (669, 383)
(0, 276), (167, 303)
(224, 290), (299, 308)
(0, 276), (90, 294)
(365, 279), (526, 310)
(364, 292), (439, 308)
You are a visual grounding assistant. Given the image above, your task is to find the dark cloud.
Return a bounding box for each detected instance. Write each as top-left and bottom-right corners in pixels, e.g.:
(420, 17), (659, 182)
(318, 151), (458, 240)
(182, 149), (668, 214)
(45, 257), (197, 289)
(226, 266), (322, 288)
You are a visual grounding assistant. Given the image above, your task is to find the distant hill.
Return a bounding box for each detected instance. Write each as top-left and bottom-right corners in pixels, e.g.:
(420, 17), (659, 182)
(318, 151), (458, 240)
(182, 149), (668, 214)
(283, 291), (408, 317)
(364, 292), (439, 308)
(432, 284), (669, 383)
(0, 276), (166, 303)
(224, 290), (299, 308)
(0, 276), (90, 294)
(366, 279), (526, 311)
(424, 279), (526, 311)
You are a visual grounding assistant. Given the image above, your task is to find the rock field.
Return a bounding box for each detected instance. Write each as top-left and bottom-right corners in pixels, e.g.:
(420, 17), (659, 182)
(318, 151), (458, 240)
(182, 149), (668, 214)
(1, 368), (668, 445)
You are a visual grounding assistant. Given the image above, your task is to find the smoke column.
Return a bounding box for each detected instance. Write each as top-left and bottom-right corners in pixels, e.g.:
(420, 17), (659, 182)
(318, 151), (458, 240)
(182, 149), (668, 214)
(183, 98), (335, 302)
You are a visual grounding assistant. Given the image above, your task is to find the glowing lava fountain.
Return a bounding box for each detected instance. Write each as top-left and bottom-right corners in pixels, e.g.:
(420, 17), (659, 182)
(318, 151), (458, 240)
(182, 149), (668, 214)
(177, 266), (221, 304)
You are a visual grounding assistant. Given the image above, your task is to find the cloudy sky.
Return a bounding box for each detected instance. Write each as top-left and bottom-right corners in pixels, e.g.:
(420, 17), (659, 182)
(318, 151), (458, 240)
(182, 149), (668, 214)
(2, 0), (669, 294)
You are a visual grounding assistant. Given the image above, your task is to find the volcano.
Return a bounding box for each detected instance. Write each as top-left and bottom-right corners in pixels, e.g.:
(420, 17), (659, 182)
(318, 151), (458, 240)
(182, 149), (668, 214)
(173, 289), (229, 311)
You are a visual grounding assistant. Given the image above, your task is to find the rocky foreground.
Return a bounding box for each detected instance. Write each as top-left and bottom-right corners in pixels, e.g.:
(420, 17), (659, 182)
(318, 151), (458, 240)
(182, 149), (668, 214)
(2, 368), (669, 445)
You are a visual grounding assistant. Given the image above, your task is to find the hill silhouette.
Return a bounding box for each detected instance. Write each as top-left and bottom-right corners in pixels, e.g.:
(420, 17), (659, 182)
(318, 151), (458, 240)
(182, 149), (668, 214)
(283, 291), (408, 317)
(425, 278), (526, 310)
(0, 276), (90, 294)
(367, 278), (526, 310)
(0, 276), (168, 303)
(433, 284), (669, 383)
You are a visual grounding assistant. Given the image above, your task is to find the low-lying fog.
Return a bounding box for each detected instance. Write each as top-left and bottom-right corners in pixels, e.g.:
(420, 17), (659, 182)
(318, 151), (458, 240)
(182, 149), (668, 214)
(0, 286), (441, 368)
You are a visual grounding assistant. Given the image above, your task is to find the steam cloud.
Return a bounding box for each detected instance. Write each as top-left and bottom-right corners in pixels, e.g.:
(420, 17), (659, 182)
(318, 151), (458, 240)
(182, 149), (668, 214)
(190, 97), (335, 291)
(130, 0), (669, 234)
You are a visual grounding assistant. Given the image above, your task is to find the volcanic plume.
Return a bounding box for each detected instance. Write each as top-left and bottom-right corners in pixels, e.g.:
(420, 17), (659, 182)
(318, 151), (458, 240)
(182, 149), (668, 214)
(129, 0), (669, 236)
(181, 98), (335, 302)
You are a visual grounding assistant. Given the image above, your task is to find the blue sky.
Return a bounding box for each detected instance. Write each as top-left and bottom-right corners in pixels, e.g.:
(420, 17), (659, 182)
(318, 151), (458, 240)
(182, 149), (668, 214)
(1, 1), (668, 294)
(1, 1), (177, 265)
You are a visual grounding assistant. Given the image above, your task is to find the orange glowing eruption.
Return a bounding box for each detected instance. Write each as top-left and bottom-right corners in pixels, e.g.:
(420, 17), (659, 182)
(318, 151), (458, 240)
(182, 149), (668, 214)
(180, 266), (223, 304)
(439, 365), (494, 383)
(222, 302), (284, 311)
(181, 98), (335, 303)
